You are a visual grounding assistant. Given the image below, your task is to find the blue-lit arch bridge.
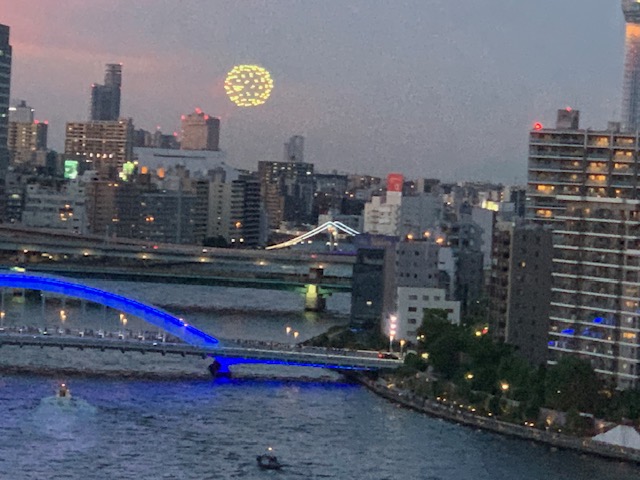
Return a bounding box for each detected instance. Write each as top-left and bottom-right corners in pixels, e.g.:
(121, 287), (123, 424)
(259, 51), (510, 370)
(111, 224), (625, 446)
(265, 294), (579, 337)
(0, 273), (401, 374)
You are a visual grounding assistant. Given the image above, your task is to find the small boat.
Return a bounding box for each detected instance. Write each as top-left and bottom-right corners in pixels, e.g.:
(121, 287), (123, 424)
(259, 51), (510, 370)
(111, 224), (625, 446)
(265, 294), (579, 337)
(57, 383), (71, 399)
(256, 449), (282, 470)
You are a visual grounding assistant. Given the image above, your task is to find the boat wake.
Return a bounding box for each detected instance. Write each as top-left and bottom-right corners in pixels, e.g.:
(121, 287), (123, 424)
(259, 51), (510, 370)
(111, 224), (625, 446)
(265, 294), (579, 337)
(31, 393), (98, 444)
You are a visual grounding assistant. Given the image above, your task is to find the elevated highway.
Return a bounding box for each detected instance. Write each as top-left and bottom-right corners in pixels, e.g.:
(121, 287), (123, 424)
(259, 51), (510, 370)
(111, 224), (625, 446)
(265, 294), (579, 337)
(0, 225), (356, 268)
(8, 263), (352, 293)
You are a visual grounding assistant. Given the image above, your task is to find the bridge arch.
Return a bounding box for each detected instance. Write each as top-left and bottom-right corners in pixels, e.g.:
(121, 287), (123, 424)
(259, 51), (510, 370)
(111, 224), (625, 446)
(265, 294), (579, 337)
(266, 221), (360, 250)
(0, 272), (219, 349)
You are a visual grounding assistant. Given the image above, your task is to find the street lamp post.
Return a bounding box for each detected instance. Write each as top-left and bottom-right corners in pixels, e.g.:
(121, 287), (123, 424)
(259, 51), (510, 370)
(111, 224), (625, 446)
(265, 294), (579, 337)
(389, 314), (397, 353)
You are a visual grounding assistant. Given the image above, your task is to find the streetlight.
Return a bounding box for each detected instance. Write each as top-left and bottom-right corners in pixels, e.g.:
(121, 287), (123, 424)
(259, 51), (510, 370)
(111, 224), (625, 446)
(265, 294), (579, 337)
(285, 326), (292, 335)
(399, 339), (406, 357)
(293, 331), (299, 340)
(500, 381), (510, 393)
(388, 314), (398, 352)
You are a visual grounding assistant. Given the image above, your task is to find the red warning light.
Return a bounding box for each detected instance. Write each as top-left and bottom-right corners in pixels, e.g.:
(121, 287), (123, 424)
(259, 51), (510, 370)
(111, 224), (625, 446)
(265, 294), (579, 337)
(533, 122), (543, 131)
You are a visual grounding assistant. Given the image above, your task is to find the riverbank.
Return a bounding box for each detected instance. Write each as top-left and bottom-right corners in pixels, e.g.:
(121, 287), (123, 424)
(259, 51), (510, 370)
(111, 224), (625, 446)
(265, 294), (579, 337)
(357, 375), (640, 465)
(0, 363), (349, 385)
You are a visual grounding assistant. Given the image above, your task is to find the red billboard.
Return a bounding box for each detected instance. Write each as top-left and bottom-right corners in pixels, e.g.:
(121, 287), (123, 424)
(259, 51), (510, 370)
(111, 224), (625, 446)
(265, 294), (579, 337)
(387, 173), (404, 193)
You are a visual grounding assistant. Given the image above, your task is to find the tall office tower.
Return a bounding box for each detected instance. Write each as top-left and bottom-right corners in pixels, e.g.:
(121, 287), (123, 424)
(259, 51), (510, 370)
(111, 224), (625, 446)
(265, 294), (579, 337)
(8, 100), (34, 123)
(64, 119), (133, 177)
(180, 109), (220, 151)
(90, 64), (122, 121)
(622, 1), (640, 131)
(284, 135), (304, 162)
(0, 24), (11, 173)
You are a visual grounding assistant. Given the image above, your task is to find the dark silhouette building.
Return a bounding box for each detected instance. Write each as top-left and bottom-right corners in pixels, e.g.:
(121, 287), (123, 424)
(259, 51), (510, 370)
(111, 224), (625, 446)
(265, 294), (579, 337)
(0, 24), (11, 174)
(488, 222), (553, 366)
(90, 64), (122, 121)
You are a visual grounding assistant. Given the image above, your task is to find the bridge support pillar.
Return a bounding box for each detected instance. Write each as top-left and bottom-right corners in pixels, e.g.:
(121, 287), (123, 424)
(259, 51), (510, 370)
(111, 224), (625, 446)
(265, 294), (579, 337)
(304, 267), (328, 312)
(304, 284), (326, 312)
(208, 358), (231, 378)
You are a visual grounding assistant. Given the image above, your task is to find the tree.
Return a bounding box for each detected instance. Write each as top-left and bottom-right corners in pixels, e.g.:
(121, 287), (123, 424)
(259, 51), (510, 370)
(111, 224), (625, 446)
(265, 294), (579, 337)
(417, 309), (467, 379)
(544, 357), (603, 413)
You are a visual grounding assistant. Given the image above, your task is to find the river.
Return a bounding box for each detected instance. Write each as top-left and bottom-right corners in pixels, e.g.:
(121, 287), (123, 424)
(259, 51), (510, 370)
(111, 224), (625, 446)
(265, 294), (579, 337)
(1, 282), (639, 479)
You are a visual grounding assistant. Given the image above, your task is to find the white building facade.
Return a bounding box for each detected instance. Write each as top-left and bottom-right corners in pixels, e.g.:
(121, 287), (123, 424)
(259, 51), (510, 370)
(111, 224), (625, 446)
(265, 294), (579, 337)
(396, 287), (461, 341)
(21, 182), (88, 234)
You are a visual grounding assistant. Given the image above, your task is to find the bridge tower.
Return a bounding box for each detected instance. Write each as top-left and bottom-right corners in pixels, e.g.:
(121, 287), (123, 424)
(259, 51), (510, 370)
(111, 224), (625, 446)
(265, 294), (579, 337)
(304, 267), (327, 312)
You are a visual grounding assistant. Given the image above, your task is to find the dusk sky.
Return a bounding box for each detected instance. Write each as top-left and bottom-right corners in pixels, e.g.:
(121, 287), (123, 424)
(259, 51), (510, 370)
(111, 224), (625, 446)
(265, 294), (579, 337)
(1, 1), (626, 183)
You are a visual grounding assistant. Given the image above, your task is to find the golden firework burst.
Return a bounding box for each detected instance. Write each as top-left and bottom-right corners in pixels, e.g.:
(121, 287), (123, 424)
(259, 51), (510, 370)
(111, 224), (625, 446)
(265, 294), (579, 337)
(224, 65), (274, 107)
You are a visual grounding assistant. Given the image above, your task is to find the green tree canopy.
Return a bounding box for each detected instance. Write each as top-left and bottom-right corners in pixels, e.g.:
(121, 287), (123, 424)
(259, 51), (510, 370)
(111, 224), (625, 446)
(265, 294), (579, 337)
(545, 356), (602, 413)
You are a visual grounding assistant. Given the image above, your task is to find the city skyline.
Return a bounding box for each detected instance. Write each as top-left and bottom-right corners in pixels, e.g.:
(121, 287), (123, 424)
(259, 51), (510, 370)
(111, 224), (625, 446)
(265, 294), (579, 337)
(1, 0), (627, 182)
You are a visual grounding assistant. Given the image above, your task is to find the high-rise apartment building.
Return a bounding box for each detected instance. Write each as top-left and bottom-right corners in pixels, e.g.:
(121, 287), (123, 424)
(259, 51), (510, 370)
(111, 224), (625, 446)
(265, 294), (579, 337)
(527, 108), (640, 224)
(64, 119), (133, 176)
(258, 159), (315, 229)
(90, 64), (122, 121)
(0, 24), (11, 173)
(527, 109), (640, 381)
(549, 197), (640, 389)
(488, 222), (553, 366)
(195, 172), (261, 247)
(180, 109), (220, 151)
(622, 1), (640, 131)
(8, 120), (48, 166)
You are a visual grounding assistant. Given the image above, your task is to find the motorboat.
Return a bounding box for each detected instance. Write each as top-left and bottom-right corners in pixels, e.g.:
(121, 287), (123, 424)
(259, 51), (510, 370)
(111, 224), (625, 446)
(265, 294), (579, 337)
(256, 448), (282, 470)
(56, 383), (71, 399)
(256, 454), (282, 470)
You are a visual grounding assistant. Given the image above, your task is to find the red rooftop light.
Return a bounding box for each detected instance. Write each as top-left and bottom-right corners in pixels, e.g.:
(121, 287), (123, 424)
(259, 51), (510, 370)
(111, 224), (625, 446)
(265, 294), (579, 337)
(533, 122), (543, 130)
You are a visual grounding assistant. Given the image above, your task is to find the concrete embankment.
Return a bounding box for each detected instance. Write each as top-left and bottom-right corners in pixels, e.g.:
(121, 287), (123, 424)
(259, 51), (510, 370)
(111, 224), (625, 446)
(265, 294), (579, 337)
(357, 376), (640, 464)
(0, 364), (349, 385)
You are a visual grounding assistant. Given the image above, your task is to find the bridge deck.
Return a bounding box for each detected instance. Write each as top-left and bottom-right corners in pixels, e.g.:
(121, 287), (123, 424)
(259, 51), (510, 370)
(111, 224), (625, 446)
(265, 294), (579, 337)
(0, 333), (402, 371)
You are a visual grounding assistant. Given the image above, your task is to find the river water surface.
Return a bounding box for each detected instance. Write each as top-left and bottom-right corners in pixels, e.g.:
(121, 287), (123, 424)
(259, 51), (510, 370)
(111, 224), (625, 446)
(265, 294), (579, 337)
(1, 282), (639, 479)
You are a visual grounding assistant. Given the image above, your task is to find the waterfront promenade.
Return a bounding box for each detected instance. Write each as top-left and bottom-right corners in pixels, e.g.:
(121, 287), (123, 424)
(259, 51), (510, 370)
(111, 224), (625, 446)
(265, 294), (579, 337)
(359, 376), (640, 464)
